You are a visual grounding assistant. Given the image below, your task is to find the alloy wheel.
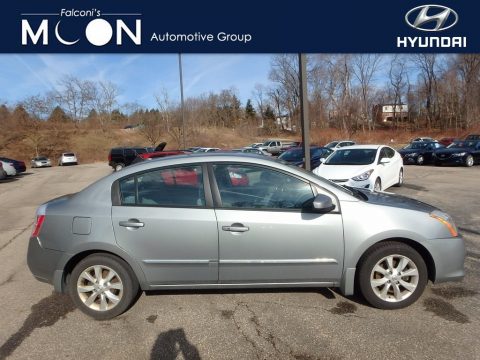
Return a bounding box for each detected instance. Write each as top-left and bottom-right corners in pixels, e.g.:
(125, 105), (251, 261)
(370, 254), (419, 302)
(76, 265), (124, 312)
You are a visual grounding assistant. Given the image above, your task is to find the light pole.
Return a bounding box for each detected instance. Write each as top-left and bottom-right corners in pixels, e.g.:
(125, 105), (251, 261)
(178, 53), (186, 148)
(299, 53), (311, 170)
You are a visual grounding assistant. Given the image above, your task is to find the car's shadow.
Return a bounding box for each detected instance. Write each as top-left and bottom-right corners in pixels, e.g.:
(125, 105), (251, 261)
(146, 287), (362, 301)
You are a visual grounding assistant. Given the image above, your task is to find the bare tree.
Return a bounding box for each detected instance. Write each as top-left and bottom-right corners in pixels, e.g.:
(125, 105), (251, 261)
(412, 54), (439, 129)
(388, 55), (408, 129)
(351, 54), (382, 130)
(457, 54), (480, 128)
(55, 75), (96, 124)
(94, 81), (120, 130)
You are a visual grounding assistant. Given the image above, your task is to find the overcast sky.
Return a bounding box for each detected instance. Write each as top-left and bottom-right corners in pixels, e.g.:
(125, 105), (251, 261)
(0, 54), (273, 109)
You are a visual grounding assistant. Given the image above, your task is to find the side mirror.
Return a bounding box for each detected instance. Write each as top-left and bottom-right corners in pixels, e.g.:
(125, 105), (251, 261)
(312, 194), (335, 213)
(380, 157), (391, 164)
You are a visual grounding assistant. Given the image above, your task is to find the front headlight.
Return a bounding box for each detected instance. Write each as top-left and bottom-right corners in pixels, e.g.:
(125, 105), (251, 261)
(452, 152), (466, 157)
(430, 210), (458, 237)
(352, 169), (374, 181)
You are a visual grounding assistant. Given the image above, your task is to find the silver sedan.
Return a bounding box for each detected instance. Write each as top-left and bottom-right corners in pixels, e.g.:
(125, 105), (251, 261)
(27, 153), (465, 319)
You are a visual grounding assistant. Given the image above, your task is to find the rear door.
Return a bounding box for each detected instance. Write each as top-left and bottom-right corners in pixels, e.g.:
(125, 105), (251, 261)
(210, 163), (344, 284)
(112, 164), (218, 285)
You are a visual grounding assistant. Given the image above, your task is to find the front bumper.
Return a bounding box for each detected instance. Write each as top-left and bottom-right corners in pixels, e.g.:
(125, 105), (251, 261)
(424, 235), (465, 283)
(434, 155), (466, 166)
(402, 155), (418, 164)
(27, 236), (65, 292)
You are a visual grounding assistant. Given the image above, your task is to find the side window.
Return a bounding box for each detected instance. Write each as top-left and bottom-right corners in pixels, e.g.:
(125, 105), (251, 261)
(125, 149), (135, 157)
(213, 164), (314, 210)
(379, 148), (387, 160)
(119, 165), (205, 207)
(385, 147), (395, 158)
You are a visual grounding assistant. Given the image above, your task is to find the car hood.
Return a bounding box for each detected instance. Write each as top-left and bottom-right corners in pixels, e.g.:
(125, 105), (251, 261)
(435, 147), (471, 154)
(315, 164), (373, 180)
(358, 189), (437, 213)
(399, 148), (422, 155)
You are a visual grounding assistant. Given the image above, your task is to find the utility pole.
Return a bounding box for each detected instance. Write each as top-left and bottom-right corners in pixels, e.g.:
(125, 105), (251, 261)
(299, 53), (311, 170)
(178, 53), (186, 148)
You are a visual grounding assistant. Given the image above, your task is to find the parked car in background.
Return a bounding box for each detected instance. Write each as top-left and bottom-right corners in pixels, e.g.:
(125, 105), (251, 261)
(27, 153), (464, 319)
(465, 134), (480, 140)
(398, 141), (444, 165)
(434, 140), (480, 167)
(438, 137), (456, 147)
(279, 141), (301, 154)
(245, 143), (263, 149)
(109, 146), (156, 171)
(278, 146), (333, 169)
(0, 157), (26, 173)
(314, 145), (403, 191)
(0, 159), (17, 176)
(195, 147), (220, 153)
(232, 147), (272, 156)
(31, 156), (52, 168)
(411, 137), (435, 142)
(186, 147), (202, 152)
(324, 140), (356, 150)
(58, 152), (78, 166)
(258, 140), (296, 155)
(0, 162), (6, 180)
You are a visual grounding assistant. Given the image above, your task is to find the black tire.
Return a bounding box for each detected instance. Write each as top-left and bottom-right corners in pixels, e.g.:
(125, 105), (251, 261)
(416, 155), (424, 165)
(465, 155), (474, 167)
(68, 253), (140, 320)
(394, 168), (403, 187)
(357, 241), (428, 309)
(114, 163), (125, 172)
(374, 178), (382, 192)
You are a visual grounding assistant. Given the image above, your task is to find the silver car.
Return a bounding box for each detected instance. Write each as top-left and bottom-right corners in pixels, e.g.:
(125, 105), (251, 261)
(27, 153), (464, 320)
(58, 152), (78, 166)
(31, 156), (52, 168)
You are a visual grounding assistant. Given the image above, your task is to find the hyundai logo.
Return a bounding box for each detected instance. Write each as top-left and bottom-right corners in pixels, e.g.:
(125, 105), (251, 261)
(405, 5), (458, 32)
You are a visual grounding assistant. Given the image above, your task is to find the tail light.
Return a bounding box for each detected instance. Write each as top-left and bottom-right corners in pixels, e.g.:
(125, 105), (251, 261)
(108, 153), (112, 162)
(32, 215), (45, 237)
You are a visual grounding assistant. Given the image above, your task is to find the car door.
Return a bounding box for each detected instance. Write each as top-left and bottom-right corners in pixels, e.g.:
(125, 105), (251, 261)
(111, 164), (219, 285)
(378, 147), (397, 188)
(210, 163), (344, 284)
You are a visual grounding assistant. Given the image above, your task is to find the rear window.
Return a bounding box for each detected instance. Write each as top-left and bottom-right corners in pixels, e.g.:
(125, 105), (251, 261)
(64, 153), (75, 157)
(111, 149), (123, 155)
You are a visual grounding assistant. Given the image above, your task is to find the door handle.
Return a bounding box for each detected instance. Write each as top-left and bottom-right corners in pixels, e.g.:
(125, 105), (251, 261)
(119, 219), (144, 228)
(222, 223), (249, 232)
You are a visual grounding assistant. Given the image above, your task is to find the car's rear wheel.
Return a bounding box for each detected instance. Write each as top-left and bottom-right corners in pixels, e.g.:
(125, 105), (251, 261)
(115, 163), (125, 172)
(394, 168), (403, 187)
(465, 155), (474, 167)
(69, 254), (140, 320)
(416, 155), (424, 165)
(358, 241), (428, 309)
(374, 178), (382, 192)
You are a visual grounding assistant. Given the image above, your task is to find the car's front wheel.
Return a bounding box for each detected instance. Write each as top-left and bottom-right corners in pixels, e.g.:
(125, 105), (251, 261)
(373, 178), (382, 192)
(69, 254), (140, 320)
(465, 155), (474, 167)
(394, 168), (403, 187)
(358, 241), (428, 309)
(416, 155), (424, 165)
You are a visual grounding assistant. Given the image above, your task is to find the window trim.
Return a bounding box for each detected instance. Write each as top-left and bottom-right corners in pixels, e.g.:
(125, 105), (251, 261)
(207, 162), (340, 213)
(111, 162), (213, 209)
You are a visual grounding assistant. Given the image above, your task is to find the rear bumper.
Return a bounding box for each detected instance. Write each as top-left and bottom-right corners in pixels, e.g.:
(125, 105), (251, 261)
(27, 237), (65, 292)
(424, 236), (465, 283)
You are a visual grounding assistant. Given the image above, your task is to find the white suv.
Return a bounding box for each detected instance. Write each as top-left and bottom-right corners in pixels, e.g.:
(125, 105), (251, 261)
(58, 152), (78, 166)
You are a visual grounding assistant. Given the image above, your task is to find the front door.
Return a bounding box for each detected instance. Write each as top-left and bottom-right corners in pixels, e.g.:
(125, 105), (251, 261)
(112, 164), (218, 285)
(211, 163), (344, 284)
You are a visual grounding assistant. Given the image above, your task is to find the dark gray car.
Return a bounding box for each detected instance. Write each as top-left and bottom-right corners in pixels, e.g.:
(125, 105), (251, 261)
(27, 153), (465, 319)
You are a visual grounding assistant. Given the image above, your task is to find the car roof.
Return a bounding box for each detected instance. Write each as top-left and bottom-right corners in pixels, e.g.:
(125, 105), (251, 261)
(334, 144), (382, 150)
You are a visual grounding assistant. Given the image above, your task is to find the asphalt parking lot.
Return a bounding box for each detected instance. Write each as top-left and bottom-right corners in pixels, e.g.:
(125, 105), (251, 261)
(0, 163), (478, 360)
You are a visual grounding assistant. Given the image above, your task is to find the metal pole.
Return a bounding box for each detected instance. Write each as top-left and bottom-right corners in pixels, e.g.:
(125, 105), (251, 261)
(299, 53), (311, 170)
(178, 53), (186, 148)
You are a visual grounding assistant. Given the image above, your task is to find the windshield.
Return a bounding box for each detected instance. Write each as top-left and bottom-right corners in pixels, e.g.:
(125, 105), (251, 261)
(404, 142), (428, 150)
(324, 148), (377, 165)
(37, 157), (47, 160)
(325, 141), (338, 148)
(279, 148), (303, 162)
(448, 141), (476, 148)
